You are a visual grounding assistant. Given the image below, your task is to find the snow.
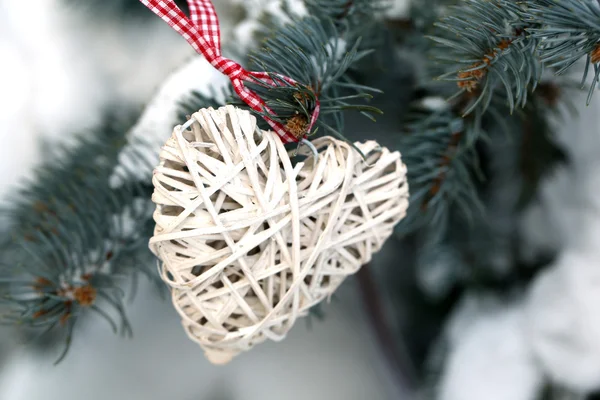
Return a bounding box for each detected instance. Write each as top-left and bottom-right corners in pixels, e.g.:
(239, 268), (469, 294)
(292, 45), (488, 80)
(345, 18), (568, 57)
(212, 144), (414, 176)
(526, 252), (600, 392)
(437, 295), (543, 400)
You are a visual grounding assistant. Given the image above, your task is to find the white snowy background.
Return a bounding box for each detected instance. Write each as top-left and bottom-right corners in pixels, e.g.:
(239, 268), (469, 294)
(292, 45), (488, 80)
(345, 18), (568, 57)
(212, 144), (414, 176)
(1, 0), (600, 399)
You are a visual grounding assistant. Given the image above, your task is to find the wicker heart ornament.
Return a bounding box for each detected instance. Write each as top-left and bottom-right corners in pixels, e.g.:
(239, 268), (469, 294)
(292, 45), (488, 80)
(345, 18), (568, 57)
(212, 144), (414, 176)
(149, 105), (408, 364)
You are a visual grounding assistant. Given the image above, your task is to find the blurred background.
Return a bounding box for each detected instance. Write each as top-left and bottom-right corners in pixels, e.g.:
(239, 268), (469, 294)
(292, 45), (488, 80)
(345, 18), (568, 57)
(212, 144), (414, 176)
(2, 0), (600, 399)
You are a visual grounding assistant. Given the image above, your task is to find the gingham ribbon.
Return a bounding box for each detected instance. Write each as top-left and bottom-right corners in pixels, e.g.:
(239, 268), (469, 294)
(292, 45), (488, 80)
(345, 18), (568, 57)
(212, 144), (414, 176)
(141, 0), (320, 143)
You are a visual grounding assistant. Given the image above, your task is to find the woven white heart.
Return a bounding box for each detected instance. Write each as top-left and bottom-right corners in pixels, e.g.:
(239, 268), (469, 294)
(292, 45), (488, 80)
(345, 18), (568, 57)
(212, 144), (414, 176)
(149, 105), (409, 364)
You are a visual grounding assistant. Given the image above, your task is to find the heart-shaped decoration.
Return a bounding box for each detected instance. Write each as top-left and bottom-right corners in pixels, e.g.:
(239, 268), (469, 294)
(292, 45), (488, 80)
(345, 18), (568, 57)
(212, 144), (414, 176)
(150, 105), (408, 364)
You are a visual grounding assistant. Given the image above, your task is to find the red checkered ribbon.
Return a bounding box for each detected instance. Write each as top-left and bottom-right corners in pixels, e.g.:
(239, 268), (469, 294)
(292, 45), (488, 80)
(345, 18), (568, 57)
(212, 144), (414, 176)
(140, 0), (320, 143)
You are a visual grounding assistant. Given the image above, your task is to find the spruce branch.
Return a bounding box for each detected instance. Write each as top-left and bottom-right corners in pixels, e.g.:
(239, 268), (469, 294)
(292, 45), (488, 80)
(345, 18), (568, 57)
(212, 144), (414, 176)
(242, 15), (383, 142)
(523, 0), (600, 104)
(0, 111), (156, 363)
(396, 100), (484, 242)
(430, 0), (541, 116)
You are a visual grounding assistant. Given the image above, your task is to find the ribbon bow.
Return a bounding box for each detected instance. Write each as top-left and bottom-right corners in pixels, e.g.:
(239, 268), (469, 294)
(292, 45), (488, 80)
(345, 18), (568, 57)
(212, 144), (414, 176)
(140, 0), (320, 143)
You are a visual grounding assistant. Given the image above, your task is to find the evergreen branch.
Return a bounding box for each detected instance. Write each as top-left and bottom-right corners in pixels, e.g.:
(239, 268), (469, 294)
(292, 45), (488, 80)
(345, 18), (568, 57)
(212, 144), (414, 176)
(430, 0), (541, 116)
(243, 16), (382, 141)
(0, 111), (155, 362)
(396, 101), (484, 242)
(523, 0), (600, 104)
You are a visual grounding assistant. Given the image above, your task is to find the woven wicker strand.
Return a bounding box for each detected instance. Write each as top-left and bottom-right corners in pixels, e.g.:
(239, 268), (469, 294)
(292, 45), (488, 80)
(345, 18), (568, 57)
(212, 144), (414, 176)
(149, 105), (409, 364)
